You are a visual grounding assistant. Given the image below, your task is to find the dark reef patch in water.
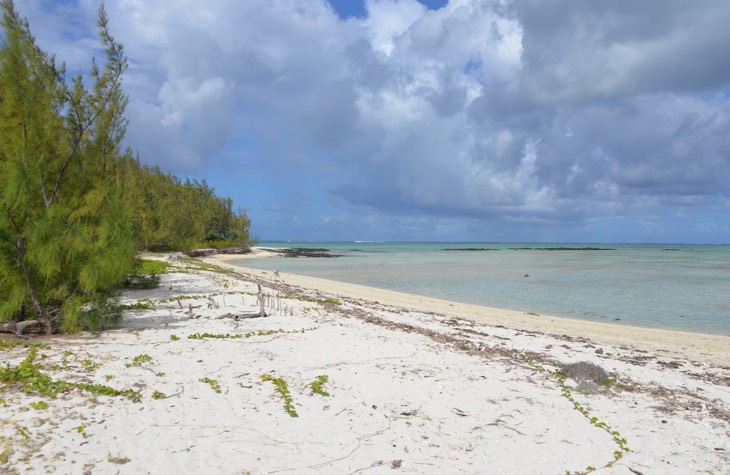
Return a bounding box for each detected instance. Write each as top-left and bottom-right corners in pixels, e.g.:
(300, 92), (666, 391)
(270, 248), (341, 258)
(509, 247), (617, 251)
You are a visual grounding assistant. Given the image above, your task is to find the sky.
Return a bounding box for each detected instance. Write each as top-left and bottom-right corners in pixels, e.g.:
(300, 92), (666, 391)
(9, 0), (730, 243)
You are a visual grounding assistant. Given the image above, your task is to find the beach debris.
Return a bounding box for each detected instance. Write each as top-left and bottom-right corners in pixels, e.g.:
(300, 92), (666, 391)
(0, 320), (43, 335)
(560, 361), (610, 387)
(577, 380), (601, 393)
(186, 303), (202, 317)
(216, 284), (269, 319)
(452, 407), (469, 417)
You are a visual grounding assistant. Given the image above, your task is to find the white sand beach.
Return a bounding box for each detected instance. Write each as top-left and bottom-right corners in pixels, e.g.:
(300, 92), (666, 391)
(1, 253), (728, 474)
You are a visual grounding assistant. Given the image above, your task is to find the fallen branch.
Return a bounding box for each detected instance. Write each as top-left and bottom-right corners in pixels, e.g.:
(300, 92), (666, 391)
(0, 320), (43, 335)
(215, 312), (267, 320)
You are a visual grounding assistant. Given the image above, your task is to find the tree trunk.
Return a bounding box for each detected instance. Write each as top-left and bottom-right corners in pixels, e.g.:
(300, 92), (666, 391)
(15, 239), (52, 335)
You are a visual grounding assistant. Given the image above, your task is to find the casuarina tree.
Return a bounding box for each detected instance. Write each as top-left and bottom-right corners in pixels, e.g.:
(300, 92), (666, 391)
(0, 1), (135, 334)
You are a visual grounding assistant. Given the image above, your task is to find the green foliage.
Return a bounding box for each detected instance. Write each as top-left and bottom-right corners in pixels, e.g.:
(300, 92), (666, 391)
(521, 355), (630, 474)
(73, 297), (125, 332)
(186, 327), (317, 340)
(118, 299), (156, 311)
(151, 390), (167, 400)
(28, 400), (47, 410)
(281, 294), (342, 307)
(173, 256), (233, 274)
(188, 332), (243, 340)
(121, 161), (253, 252)
(261, 374), (298, 417)
(170, 334), (180, 341)
(125, 354), (152, 368)
(199, 377), (221, 394)
(0, 340), (49, 351)
(0, 3), (253, 334)
(309, 375), (330, 397)
(0, 347), (141, 402)
(123, 274), (161, 290)
(80, 359), (100, 372)
(0, 1), (135, 333)
(133, 259), (172, 275)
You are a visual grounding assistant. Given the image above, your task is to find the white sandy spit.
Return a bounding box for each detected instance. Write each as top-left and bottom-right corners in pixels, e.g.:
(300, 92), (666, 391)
(0, 253), (727, 475)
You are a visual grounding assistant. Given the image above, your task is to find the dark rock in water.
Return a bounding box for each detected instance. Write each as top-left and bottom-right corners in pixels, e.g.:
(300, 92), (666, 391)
(524, 274), (530, 278)
(509, 247), (616, 251)
(442, 248), (499, 251)
(560, 361), (609, 384)
(270, 248), (341, 258)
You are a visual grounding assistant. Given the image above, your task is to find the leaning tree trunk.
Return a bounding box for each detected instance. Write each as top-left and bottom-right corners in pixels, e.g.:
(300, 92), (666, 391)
(15, 239), (53, 335)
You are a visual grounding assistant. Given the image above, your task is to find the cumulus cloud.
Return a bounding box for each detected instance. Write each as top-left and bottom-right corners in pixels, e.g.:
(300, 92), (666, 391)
(17, 0), (730, 240)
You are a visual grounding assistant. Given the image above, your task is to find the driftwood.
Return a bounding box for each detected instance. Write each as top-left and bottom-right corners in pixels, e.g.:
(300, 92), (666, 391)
(186, 303), (203, 318)
(216, 284), (267, 319)
(0, 320), (44, 335)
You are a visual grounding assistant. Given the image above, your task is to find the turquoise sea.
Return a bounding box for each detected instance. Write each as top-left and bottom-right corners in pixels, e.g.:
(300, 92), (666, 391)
(231, 242), (730, 335)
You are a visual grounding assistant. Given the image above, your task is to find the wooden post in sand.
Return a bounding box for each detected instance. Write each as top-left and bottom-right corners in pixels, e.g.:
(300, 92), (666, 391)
(258, 284), (265, 318)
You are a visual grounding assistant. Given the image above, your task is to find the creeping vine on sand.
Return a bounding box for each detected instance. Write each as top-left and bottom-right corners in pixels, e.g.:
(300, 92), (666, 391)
(199, 377), (222, 394)
(186, 327), (318, 340)
(261, 374), (298, 417)
(0, 347), (141, 403)
(522, 355), (630, 475)
(125, 354), (153, 368)
(309, 375), (330, 397)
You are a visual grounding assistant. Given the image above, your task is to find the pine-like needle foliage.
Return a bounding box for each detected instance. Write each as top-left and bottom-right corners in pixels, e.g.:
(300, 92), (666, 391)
(0, 2), (253, 334)
(0, 1), (134, 333)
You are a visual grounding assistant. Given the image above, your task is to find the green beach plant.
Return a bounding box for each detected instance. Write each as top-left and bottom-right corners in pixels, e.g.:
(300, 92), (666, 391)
(521, 355), (630, 474)
(28, 400), (47, 410)
(261, 374), (298, 417)
(0, 347), (141, 402)
(309, 375), (330, 397)
(125, 354), (152, 368)
(186, 327), (318, 341)
(199, 377), (221, 394)
(117, 299), (156, 311)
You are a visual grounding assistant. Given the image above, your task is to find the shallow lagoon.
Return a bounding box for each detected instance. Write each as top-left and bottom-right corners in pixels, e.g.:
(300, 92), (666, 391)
(234, 242), (730, 335)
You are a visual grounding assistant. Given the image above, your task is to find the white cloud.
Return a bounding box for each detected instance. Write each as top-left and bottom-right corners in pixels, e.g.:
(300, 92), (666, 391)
(364, 0), (425, 55)
(15, 0), (730, 241)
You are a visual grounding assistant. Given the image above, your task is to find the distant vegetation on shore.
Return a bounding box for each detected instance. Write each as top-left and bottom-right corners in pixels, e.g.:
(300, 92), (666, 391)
(0, 1), (251, 334)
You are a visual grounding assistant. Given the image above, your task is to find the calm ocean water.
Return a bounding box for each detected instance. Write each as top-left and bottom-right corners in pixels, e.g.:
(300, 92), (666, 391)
(231, 242), (730, 335)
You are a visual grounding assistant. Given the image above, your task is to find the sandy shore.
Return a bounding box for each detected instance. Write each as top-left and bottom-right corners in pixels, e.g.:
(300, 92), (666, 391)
(1, 253), (728, 474)
(210, 252), (730, 367)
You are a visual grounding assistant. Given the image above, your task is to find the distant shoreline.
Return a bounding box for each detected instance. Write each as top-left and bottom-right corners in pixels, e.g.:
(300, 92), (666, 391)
(206, 252), (730, 367)
(220, 244), (730, 336)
